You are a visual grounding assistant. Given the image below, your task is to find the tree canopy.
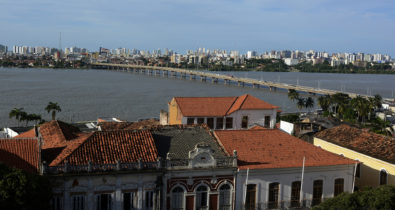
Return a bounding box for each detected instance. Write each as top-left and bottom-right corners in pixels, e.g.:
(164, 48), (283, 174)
(0, 164), (52, 210)
(313, 185), (395, 210)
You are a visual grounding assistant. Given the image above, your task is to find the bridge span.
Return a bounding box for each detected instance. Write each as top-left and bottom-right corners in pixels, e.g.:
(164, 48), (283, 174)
(91, 63), (387, 99)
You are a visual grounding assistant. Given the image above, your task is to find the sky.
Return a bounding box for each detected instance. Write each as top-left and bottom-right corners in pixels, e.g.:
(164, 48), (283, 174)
(0, 0), (394, 56)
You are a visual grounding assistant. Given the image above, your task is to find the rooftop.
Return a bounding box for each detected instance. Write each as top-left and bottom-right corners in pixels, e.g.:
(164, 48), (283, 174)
(215, 129), (355, 170)
(315, 124), (395, 164)
(173, 94), (279, 117)
(52, 130), (158, 166)
(0, 138), (39, 173)
(151, 125), (228, 159)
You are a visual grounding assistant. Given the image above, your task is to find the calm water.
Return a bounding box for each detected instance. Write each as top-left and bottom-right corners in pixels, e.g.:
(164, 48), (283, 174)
(0, 67), (394, 128)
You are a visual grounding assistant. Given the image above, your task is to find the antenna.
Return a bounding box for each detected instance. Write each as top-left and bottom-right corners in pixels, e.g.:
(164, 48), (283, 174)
(58, 32), (62, 53)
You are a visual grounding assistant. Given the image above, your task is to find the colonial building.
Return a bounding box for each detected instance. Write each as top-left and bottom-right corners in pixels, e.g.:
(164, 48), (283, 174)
(152, 126), (237, 210)
(165, 94), (280, 130)
(314, 124), (395, 189)
(1, 121), (236, 210)
(215, 128), (357, 209)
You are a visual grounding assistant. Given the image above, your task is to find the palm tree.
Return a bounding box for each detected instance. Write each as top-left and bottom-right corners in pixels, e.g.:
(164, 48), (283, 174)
(28, 114), (42, 125)
(45, 102), (61, 121)
(372, 94), (382, 109)
(305, 97), (315, 112)
(9, 108), (26, 126)
(288, 89), (299, 102)
(297, 98), (306, 112)
(318, 95), (331, 112)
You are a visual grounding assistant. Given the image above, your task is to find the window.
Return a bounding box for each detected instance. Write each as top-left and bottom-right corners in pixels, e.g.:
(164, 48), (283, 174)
(216, 118), (224, 129)
(187, 118), (194, 125)
(195, 186), (208, 210)
(380, 169), (387, 185)
(356, 163), (361, 178)
(241, 116), (248, 128)
(290, 181), (301, 207)
(264, 116), (271, 128)
(51, 195), (63, 210)
(207, 118), (214, 129)
(96, 193), (113, 210)
(145, 191), (154, 210)
(123, 191), (138, 210)
(171, 187), (185, 210)
(268, 182), (279, 209)
(334, 178), (344, 196)
(225, 117), (233, 129)
(245, 184), (256, 210)
(219, 184), (232, 210)
(197, 118), (205, 124)
(71, 194), (85, 210)
(312, 180), (323, 206)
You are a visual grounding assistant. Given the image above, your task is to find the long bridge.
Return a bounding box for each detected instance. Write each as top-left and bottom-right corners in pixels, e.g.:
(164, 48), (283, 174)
(91, 63), (391, 100)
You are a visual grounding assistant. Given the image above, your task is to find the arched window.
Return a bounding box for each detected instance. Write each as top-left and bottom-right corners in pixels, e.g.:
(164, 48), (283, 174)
(171, 187), (185, 210)
(195, 185), (208, 210)
(334, 178), (344, 196)
(380, 169), (387, 185)
(219, 184), (232, 210)
(268, 182), (279, 209)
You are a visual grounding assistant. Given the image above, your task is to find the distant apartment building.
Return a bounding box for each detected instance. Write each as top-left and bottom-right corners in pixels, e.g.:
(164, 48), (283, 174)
(283, 58), (299, 66)
(314, 124), (394, 189)
(165, 94), (280, 130)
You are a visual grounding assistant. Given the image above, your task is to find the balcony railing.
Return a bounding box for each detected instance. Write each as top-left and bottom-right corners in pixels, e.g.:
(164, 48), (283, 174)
(240, 199), (318, 210)
(43, 156), (236, 174)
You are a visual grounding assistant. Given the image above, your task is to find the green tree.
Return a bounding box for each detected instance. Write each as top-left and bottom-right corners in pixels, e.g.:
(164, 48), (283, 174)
(318, 95), (331, 112)
(305, 97), (315, 112)
(313, 185), (395, 210)
(297, 98), (306, 112)
(45, 102), (61, 121)
(288, 89), (300, 102)
(0, 164), (52, 210)
(9, 108), (27, 126)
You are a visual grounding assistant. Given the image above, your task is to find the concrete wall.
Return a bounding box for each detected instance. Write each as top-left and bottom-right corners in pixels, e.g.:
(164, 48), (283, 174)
(280, 121), (294, 134)
(314, 137), (395, 188)
(234, 165), (355, 209)
(180, 109), (277, 130)
(168, 98), (183, 125)
(51, 172), (160, 210)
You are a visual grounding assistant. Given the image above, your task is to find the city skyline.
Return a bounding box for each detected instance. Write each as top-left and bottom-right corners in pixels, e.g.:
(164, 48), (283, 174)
(1, 0), (395, 56)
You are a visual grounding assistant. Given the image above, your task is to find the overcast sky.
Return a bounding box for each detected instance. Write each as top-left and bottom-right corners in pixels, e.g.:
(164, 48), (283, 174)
(1, 0), (394, 55)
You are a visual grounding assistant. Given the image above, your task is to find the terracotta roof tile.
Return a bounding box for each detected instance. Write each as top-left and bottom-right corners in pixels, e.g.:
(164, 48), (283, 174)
(13, 129), (36, 138)
(227, 94), (279, 114)
(215, 129), (355, 170)
(174, 94), (278, 117)
(315, 124), (395, 164)
(99, 119), (160, 131)
(39, 120), (81, 149)
(52, 130), (158, 166)
(0, 138), (39, 173)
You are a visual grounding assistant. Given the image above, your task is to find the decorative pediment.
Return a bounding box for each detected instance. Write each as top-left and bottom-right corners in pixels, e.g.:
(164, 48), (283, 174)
(188, 143), (216, 168)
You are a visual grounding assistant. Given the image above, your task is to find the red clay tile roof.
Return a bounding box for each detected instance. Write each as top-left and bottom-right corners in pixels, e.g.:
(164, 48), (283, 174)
(315, 124), (395, 164)
(14, 129), (36, 138)
(39, 120), (81, 149)
(215, 129), (355, 170)
(99, 119), (160, 131)
(0, 138), (39, 173)
(174, 94), (278, 117)
(52, 130), (158, 166)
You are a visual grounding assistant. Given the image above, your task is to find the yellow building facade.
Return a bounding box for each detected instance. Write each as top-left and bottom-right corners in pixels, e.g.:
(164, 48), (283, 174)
(314, 137), (394, 188)
(168, 98), (183, 125)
